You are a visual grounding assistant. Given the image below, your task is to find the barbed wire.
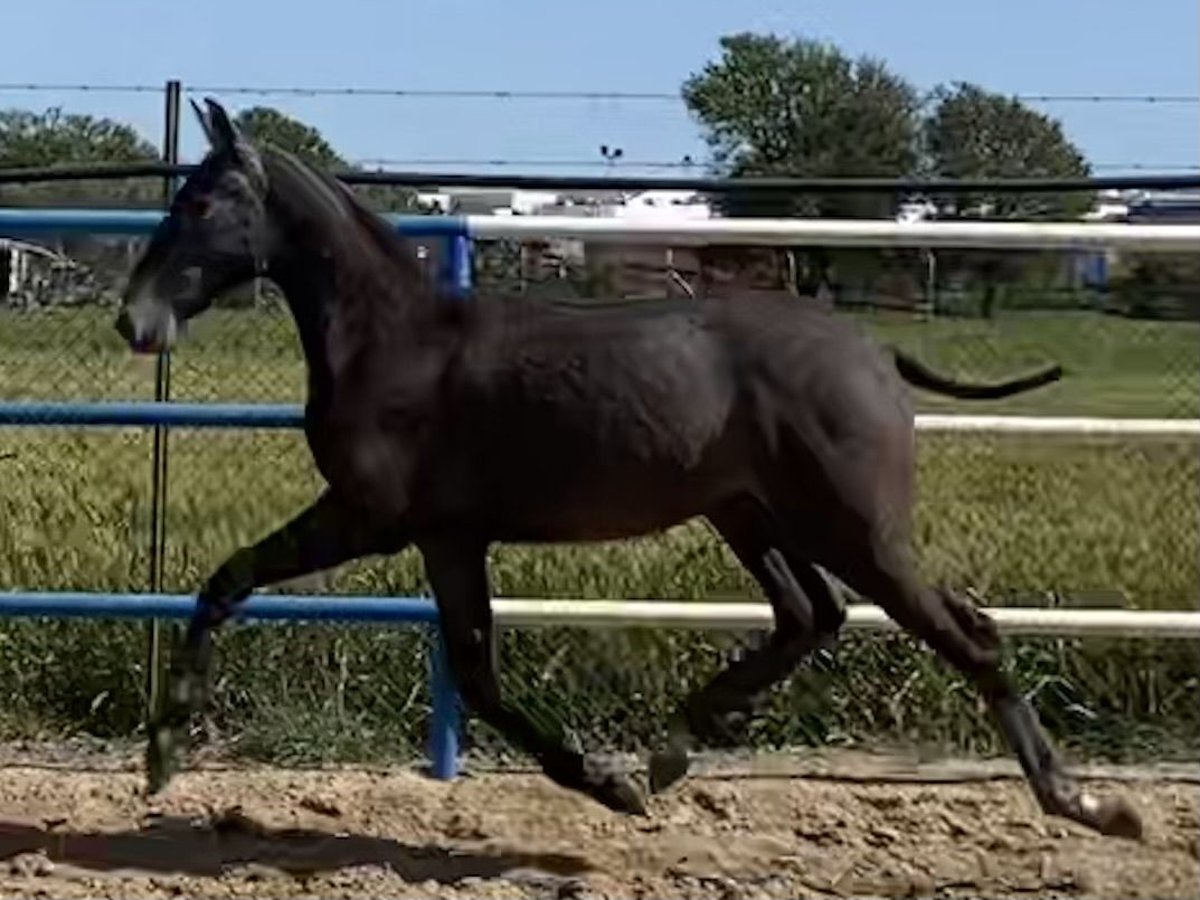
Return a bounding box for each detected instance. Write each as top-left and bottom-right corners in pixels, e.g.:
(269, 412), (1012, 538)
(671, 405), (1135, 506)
(4, 160), (1199, 193)
(1, 82), (1197, 105)
(352, 156), (1200, 172)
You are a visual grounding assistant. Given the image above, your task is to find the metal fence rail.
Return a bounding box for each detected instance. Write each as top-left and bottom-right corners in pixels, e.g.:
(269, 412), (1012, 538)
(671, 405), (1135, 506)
(5, 207), (1200, 251)
(1, 402), (1197, 437)
(2, 591), (1196, 782)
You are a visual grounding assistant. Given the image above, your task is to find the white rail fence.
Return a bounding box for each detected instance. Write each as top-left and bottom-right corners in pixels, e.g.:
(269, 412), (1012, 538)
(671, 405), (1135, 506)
(493, 600), (1200, 639)
(467, 215), (1200, 250)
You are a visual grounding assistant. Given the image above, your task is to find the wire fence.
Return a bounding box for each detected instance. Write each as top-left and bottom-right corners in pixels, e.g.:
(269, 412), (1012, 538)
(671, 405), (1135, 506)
(1, 80), (1198, 766)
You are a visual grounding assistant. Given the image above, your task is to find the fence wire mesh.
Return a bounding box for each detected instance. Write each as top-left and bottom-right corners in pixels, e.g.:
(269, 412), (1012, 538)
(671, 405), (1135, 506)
(0, 183), (1197, 766)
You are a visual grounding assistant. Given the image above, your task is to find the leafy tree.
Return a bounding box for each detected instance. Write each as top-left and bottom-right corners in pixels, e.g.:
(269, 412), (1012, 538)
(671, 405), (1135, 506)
(0, 107), (157, 168)
(681, 33), (923, 299)
(233, 106), (346, 169)
(681, 33), (921, 220)
(922, 83), (1094, 316)
(922, 82), (1093, 219)
(233, 105), (416, 214)
(0, 107), (159, 208)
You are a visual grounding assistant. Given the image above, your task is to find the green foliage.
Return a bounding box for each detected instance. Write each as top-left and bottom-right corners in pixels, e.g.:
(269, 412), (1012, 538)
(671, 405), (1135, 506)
(231, 105), (416, 214)
(0, 107), (160, 209)
(1106, 251), (1200, 321)
(682, 32), (921, 220)
(0, 107), (157, 168)
(922, 82), (1093, 219)
(680, 35), (1097, 306)
(233, 106), (346, 169)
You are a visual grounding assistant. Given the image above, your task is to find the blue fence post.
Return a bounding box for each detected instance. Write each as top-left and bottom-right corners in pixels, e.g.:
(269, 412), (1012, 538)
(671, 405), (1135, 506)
(427, 626), (461, 779)
(426, 219), (470, 780)
(439, 228), (473, 299)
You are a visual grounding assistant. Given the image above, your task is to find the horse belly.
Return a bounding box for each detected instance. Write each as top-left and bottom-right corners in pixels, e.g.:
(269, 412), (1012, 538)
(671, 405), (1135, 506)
(479, 443), (743, 542)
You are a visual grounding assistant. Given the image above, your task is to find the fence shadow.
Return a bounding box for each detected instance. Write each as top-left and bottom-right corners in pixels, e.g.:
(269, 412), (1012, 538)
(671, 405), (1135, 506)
(0, 814), (592, 883)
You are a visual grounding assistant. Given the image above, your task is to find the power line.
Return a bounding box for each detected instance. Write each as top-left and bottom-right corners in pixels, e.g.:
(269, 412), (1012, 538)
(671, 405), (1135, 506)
(1, 82), (1197, 104)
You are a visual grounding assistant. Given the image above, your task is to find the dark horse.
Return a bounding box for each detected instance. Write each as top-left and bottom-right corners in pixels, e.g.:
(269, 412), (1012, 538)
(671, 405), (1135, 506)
(115, 98), (1140, 840)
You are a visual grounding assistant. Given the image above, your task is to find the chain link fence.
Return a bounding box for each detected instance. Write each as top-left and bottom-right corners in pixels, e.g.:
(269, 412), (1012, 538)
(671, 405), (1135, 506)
(0, 180), (1196, 767)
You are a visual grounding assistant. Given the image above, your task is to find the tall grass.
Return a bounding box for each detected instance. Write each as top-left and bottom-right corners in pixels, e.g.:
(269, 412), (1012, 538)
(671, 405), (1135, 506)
(0, 305), (1195, 764)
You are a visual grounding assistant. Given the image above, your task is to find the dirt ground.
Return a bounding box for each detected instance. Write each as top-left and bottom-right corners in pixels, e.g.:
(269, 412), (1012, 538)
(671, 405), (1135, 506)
(0, 744), (1195, 899)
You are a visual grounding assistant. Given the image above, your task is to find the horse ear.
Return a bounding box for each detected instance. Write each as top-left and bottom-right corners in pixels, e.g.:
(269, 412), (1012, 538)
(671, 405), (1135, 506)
(203, 98), (242, 156)
(190, 98), (215, 145)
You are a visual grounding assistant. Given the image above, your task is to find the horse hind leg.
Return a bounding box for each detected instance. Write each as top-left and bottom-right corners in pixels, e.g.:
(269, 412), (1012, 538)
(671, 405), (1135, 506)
(648, 496), (846, 794)
(826, 535), (1143, 840)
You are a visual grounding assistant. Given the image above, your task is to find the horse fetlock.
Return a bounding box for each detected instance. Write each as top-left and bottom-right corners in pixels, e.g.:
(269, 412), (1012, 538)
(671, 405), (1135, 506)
(535, 750), (648, 816)
(687, 696), (756, 747)
(580, 757), (647, 817)
(1039, 782), (1144, 841)
(166, 667), (209, 716)
(145, 720), (185, 795)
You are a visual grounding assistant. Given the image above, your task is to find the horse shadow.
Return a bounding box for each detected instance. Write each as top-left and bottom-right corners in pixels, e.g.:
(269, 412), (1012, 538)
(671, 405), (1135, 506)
(0, 812), (592, 884)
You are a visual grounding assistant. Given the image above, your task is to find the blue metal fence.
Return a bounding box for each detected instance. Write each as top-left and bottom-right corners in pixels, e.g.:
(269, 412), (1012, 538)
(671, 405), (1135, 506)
(0, 206), (475, 780)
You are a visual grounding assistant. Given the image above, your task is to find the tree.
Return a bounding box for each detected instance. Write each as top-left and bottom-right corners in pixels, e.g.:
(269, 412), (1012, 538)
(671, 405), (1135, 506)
(0, 107), (159, 208)
(233, 106), (347, 169)
(0, 107), (158, 169)
(233, 106), (417, 214)
(681, 33), (923, 300)
(681, 33), (922, 220)
(922, 84), (1094, 317)
(923, 82), (1093, 219)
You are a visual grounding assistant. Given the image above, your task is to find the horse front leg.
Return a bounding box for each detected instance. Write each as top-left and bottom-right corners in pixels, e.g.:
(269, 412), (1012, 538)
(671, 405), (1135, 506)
(147, 488), (406, 794)
(420, 535), (647, 816)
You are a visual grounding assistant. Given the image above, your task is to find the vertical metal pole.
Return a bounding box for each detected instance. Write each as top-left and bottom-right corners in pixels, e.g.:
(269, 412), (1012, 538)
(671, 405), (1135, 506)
(424, 222), (471, 778)
(145, 79), (182, 722)
(439, 230), (472, 299)
(427, 627), (461, 779)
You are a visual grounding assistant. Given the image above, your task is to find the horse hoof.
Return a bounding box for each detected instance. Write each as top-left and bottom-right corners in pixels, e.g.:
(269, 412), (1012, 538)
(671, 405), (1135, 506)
(145, 725), (178, 796)
(1092, 795), (1143, 841)
(594, 774), (648, 817)
(648, 748), (689, 794)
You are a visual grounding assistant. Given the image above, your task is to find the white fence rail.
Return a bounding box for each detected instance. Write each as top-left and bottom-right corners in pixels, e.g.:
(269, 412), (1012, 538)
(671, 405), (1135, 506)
(493, 600), (1200, 639)
(914, 415), (1200, 437)
(467, 215), (1200, 251)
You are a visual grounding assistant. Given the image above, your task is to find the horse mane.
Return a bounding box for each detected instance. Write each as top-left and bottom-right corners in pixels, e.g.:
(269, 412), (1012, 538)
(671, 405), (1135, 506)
(260, 146), (434, 299)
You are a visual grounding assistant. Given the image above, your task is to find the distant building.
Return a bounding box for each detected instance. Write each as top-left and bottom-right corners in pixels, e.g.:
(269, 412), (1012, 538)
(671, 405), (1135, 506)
(1123, 190), (1200, 224)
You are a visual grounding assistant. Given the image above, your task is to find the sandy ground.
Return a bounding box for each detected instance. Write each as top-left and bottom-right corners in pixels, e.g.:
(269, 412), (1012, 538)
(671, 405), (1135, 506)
(0, 745), (1195, 899)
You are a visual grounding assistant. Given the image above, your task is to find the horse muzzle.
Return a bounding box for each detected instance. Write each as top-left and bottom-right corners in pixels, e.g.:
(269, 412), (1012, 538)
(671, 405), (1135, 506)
(115, 303), (178, 355)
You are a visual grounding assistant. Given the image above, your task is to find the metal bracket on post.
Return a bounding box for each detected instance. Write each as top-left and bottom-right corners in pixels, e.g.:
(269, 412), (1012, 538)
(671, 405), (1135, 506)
(427, 626), (461, 780)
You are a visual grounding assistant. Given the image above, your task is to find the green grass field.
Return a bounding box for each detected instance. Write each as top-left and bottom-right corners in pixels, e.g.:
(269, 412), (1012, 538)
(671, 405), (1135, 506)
(0, 304), (1195, 764)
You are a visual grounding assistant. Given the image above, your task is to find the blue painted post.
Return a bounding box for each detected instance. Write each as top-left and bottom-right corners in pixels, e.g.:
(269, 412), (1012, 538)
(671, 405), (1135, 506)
(427, 627), (461, 779)
(424, 224), (471, 779)
(440, 232), (473, 298)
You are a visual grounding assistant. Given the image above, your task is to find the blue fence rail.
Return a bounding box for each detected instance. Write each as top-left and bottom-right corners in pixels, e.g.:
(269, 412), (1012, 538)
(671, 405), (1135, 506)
(0, 398), (466, 779)
(0, 207), (475, 300)
(0, 202), (478, 780)
(0, 590), (462, 778)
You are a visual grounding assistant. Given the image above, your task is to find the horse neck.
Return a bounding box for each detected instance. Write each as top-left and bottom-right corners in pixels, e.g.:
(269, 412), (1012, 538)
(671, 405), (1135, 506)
(261, 157), (430, 400)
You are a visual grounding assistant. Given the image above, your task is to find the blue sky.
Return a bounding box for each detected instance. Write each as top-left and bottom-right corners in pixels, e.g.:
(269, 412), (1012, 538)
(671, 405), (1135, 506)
(1, 0), (1196, 175)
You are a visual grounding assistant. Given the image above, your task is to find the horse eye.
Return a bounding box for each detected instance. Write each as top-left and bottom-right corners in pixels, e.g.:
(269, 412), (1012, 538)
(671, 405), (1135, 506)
(191, 196), (215, 219)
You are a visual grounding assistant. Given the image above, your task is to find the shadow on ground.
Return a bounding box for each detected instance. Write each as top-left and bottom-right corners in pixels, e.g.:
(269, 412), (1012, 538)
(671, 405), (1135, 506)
(0, 811), (592, 883)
